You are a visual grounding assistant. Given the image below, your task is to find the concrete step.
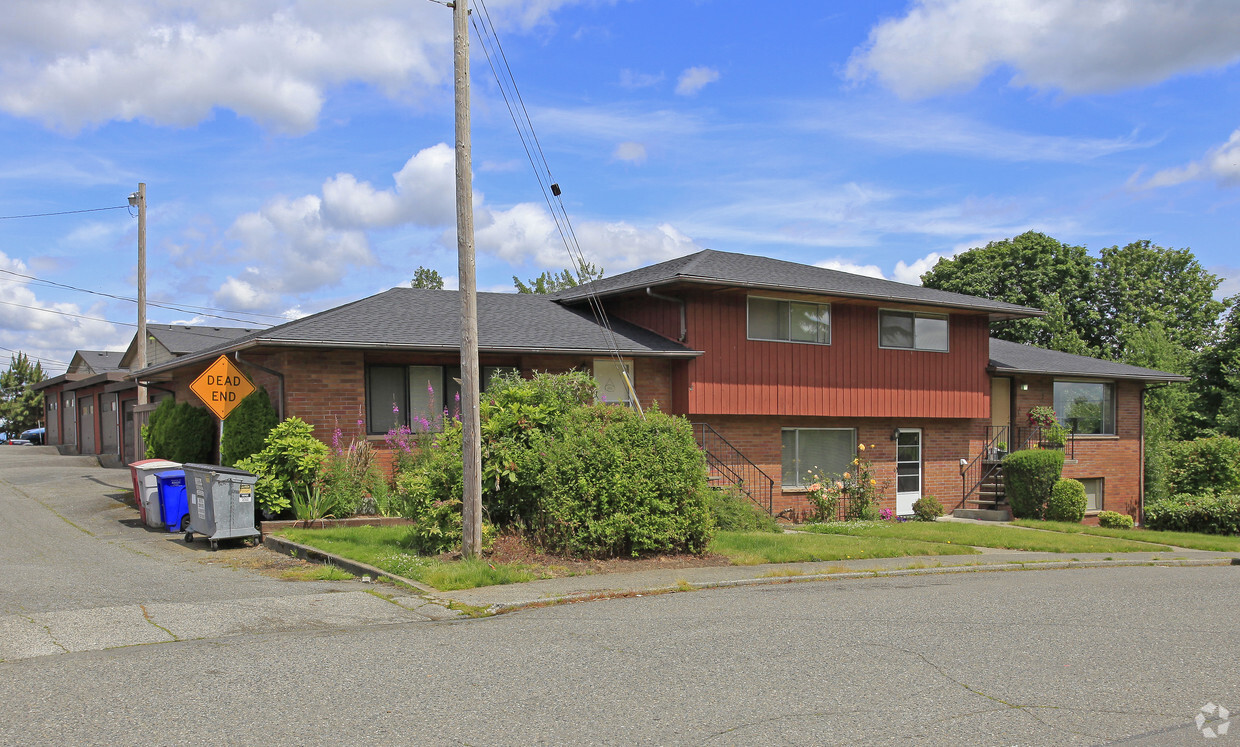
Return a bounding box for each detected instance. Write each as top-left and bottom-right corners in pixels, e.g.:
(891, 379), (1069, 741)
(952, 507), (1012, 522)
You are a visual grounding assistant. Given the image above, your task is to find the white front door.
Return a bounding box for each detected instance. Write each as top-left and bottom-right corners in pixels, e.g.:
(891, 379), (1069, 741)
(895, 429), (922, 516)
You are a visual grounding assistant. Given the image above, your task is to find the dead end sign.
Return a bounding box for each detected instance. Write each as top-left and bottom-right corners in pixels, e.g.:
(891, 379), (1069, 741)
(190, 356), (256, 420)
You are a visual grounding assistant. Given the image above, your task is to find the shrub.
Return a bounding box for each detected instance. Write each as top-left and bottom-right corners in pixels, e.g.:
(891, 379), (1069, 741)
(1046, 479), (1087, 523)
(1003, 448), (1065, 520)
(805, 442), (883, 522)
(1144, 493), (1240, 535)
(321, 418), (388, 517)
(220, 387), (278, 467)
(912, 495), (944, 522)
(143, 398), (214, 463)
(1097, 510), (1134, 529)
(1164, 437), (1240, 497)
(234, 417), (329, 518)
(708, 488), (780, 533)
(401, 498), (496, 556)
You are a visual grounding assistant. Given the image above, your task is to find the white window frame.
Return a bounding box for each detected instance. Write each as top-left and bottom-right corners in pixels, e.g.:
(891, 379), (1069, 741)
(1053, 379), (1116, 436)
(781, 427), (856, 488)
(1078, 477), (1104, 512)
(878, 309), (950, 352)
(747, 296), (831, 345)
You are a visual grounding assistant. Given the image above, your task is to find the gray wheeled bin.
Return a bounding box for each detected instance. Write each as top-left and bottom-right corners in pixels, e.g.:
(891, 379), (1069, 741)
(181, 463), (260, 550)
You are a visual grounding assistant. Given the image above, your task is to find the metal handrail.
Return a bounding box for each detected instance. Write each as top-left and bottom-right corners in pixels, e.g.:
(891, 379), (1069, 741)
(1015, 425), (1076, 460)
(692, 422), (775, 515)
(961, 425), (1009, 505)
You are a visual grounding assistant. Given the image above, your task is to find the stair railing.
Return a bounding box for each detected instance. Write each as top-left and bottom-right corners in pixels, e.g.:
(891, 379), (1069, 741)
(692, 422), (775, 515)
(960, 425), (1009, 505)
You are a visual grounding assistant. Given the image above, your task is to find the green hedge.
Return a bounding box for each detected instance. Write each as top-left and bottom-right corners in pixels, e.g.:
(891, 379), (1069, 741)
(707, 488), (779, 533)
(1097, 510), (1134, 529)
(1003, 448), (1065, 520)
(1144, 493), (1240, 535)
(143, 398), (214, 463)
(1164, 437), (1240, 497)
(1046, 479), (1086, 523)
(220, 387), (278, 467)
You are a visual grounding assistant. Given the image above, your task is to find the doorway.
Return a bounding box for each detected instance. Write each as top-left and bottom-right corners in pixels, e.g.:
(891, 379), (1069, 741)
(895, 428), (922, 516)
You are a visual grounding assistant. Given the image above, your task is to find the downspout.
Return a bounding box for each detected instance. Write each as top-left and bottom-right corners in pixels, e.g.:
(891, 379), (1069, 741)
(645, 287), (686, 342)
(235, 351), (285, 420)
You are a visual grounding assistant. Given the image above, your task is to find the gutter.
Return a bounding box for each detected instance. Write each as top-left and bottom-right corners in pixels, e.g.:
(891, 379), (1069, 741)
(645, 287), (687, 342)
(236, 350), (285, 420)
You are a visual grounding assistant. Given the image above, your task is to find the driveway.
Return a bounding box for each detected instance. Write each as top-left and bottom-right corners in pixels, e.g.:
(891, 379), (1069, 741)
(0, 448), (452, 661)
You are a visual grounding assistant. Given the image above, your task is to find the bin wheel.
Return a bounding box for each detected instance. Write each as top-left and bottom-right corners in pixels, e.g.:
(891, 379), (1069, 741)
(180, 516), (190, 531)
(183, 532), (193, 544)
(210, 540), (219, 551)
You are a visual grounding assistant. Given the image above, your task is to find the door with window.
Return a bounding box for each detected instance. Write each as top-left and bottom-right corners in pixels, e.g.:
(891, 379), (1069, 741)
(895, 429), (922, 515)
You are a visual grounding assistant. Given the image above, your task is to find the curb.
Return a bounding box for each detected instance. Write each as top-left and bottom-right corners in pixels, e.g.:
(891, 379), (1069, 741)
(478, 557), (1233, 614)
(263, 534), (440, 595)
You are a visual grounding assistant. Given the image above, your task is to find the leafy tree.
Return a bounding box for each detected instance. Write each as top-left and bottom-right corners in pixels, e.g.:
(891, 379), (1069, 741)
(514, 260), (603, 294)
(411, 266), (445, 290)
(920, 232), (1099, 353)
(1094, 241), (1226, 362)
(1193, 296), (1240, 437)
(0, 352), (46, 433)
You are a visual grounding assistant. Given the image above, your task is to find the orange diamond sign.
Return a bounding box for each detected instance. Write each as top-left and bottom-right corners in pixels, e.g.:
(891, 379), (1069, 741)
(190, 355), (256, 420)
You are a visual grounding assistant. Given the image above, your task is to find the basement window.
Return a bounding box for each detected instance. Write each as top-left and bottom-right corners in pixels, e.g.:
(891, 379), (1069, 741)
(781, 428), (855, 488)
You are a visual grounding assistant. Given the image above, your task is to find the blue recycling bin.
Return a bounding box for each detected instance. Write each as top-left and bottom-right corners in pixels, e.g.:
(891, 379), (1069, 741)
(155, 470), (189, 533)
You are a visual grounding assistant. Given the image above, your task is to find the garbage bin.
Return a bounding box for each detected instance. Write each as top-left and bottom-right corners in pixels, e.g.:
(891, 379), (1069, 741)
(128, 459), (182, 528)
(182, 463), (260, 550)
(154, 470), (189, 533)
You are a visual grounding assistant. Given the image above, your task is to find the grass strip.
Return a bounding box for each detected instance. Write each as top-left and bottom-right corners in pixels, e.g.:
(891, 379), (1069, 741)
(277, 526), (537, 590)
(1013, 520), (1240, 553)
(803, 520), (1171, 553)
(708, 530), (979, 565)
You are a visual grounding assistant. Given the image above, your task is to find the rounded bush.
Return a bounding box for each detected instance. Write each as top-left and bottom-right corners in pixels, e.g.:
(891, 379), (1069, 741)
(912, 495), (944, 522)
(1046, 479), (1087, 523)
(1097, 510), (1134, 529)
(143, 397), (214, 464)
(1003, 449), (1065, 520)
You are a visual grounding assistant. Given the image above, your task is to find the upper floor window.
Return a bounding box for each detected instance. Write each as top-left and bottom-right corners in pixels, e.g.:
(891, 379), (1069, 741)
(879, 310), (948, 352)
(748, 296), (830, 345)
(1053, 380), (1115, 435)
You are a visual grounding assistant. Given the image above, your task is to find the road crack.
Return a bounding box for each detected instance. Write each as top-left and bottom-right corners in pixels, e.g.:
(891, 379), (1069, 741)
(139, 604), (180, 641)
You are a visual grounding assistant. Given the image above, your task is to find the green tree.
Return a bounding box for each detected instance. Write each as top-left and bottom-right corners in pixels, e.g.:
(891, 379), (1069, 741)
(0, 352), (46, 433)
(514, 260), (603, 294)
(1094, 241), (1226, 362)
(411, 266), (445, 289)
(1193, 296), (1240, 437)
(920, 231), (1099, 353)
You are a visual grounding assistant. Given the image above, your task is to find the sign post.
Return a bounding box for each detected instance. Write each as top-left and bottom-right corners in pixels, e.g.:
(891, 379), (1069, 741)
(190, 356), (256, 421)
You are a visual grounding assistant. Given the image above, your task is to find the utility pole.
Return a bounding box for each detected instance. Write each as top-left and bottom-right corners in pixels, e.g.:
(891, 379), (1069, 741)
(454, 0), (483, 557)
(132, 183), (148, 406)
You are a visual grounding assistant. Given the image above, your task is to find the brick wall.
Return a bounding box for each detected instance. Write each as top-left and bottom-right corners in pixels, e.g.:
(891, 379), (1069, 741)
(700, 414), (989, 518)
(1011, 375), (1145, 519)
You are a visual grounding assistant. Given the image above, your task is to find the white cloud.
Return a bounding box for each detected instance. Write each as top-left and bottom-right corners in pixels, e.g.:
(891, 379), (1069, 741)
(320, 144), (457, 228)
(619, 69), (664, 90)
(847, 0), (1240, 99)
(675, 66), (720, 96)
(814, 259), (886, 279)
(1136, 129), (1240, 188)
(0, 0), (582, 134)
(892, 252), (949, 284)
(612, 142), (647, 164)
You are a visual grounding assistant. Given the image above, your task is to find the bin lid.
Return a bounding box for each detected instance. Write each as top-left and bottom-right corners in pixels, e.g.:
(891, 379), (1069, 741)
(154, 470), (186, 481)
(130, 459), (181, 470)
(183, 463), (257, 478)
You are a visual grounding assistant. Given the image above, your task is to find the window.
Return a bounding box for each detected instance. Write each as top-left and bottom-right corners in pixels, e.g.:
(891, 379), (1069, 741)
(1053, 381), (1115, 435)
(366, 364), (518, 434)
(748, 297), (830, 344)
(594, 358), (635, 405)
(1078, 478), (1103, 512)
(879, 310), (949, 351)
(781, 428), (855, 488)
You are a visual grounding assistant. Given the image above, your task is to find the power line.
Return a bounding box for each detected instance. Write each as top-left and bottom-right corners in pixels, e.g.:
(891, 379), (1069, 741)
(0, 205), (129, 221)
(0, 269), (280, 325)
(0, 345), (72, 368)
(0, 300), (262, 344)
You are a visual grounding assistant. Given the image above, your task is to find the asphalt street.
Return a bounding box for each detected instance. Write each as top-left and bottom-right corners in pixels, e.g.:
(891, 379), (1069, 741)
(2, 448), (1238, 745)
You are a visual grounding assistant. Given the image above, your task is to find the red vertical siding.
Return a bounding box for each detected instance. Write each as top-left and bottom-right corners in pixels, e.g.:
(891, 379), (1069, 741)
(682, 291), (990, 418)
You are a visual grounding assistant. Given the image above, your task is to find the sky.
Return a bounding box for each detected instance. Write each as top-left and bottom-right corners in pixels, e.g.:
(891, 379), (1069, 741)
(2, 0), (1239, 375)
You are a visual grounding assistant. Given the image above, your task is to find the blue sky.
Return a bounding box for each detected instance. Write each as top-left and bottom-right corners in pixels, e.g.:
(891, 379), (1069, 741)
(2, 0), (1239, 374)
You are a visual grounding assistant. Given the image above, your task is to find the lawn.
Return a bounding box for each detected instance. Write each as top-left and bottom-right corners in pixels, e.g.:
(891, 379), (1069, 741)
(804, 521), (1173, 553)
(1013, 520), (1240, 553)
(278, 526), (538, 591)
(708, 530), (979, 565)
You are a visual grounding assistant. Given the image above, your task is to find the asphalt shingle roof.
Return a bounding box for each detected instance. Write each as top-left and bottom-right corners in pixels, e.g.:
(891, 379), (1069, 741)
(147, 324), (261, 354)
(551, 249), (1043, 319)
(137, 289), (697, 375)
(69, 350), (126, 373)
(988, 338), (1189, 382)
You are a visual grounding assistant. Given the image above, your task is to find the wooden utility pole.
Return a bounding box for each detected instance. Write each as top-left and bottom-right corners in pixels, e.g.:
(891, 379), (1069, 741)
(454, 0), (483, 557)
(134, 183), (148, 406)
